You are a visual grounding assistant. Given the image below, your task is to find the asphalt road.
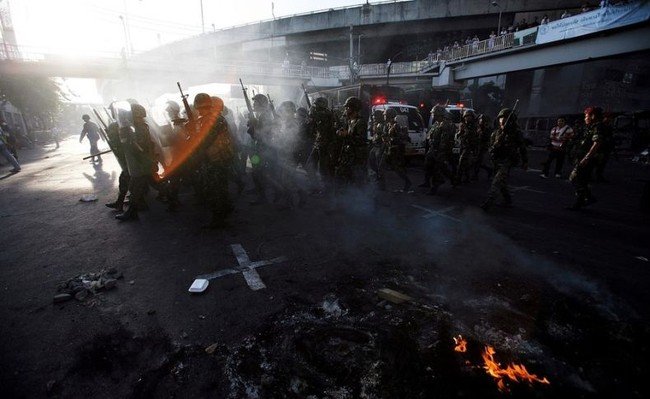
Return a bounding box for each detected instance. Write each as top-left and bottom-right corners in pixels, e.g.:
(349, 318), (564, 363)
(1, 136), (649, 398)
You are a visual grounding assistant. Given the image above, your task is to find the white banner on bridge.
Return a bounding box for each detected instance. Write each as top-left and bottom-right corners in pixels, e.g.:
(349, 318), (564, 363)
(536, 1), (650, 44)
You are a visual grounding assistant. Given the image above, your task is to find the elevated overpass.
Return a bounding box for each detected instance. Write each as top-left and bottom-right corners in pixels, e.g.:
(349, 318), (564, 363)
(2, 0), (647, 107)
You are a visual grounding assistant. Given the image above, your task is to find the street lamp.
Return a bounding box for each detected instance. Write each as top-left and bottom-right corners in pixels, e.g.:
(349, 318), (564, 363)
(491, 1), (502, 35)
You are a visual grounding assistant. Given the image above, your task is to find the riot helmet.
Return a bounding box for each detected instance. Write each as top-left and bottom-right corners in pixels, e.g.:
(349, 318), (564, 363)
(343, 96), (362, 112)
(131, 103), (147, 119)
(193, 93), (211, 110)
(314, 97), (328, 108)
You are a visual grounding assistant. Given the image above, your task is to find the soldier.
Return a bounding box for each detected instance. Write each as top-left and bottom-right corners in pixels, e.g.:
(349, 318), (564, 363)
(248, 93), (276, 205)
(104, 105), (130, 212)
(421, 105), (457, 195)
(568, 106), (606, 210)
(194, 94), (235, 228)
(79, 114), (103, 163)
(308, 97), (336, 195)
(116, 103), (156, 221)
(474, 114), (493, 180)
(277, 101), (307, 207)
(480, 108), (528, 210)
(593, 112), (614, 183)
(367, 110), (386, 190)
(334, 96), (368, 188)
(382, 108), (412, 192)
(456, 109), (479, 184)
(219, 101), (245, 194)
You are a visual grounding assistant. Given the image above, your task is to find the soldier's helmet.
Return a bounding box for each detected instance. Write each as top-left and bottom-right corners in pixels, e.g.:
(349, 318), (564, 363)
(82, 114), (91, 121)
(343, 96), (362, 111)
(210, 96), (224, 110)
(296, 107), (308, 119)
(278, 101), (297, 116)
(496, 108), (514, 119)
(463, 109), (476, 118)
(252, 94), (269, 108)
(130, 104), (147, 119)
(165, 101), (180, 114)
(431, 105), (447, 117)
(314, 97), (328, 108)
(384, 107), (397, 120)
(193, 93), (212, 110)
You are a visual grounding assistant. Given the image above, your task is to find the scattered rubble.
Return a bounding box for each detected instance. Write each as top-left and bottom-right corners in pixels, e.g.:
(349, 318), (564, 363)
(377, 288), (413, 304)
(55, 268), (123, 303)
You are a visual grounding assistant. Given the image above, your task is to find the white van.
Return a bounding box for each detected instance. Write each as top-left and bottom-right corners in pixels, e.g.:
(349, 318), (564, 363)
(427, 103), (477, 128)
(427, 104), (476, 156)
(368, 102), (427, 157)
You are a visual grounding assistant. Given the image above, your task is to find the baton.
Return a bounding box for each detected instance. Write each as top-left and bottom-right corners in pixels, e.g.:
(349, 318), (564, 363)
(83, 149), (113, 160)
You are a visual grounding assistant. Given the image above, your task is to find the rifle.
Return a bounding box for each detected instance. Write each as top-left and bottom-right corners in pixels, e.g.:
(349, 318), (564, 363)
(267, 94), (278, 118)
(301, 83), (312, 108)
(177, 82), (194, 122)
(239, 79), (257, 137)
(491, 99), (520, 157)
(502, 99), (519, 127)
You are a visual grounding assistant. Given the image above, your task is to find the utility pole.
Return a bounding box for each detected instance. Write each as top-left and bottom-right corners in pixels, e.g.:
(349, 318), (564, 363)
(0, 9), (10, 60)
(200, 0), (205, 34)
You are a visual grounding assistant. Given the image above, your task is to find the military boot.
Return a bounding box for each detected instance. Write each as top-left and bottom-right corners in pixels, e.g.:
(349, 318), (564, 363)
(115, 206), (139, 221)
(105, 193), (126, 212)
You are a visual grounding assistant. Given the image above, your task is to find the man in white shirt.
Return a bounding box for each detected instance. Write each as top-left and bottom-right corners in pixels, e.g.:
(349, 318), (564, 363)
(541, 117), (574, 178)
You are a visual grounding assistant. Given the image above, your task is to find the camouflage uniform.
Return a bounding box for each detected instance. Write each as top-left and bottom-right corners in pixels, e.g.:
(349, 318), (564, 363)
(118, 105), (156, 220)
(248, 94), (276, 203)
(423, 106), (457, 194)
(197, 103), (234, 226)
(456, 111), (479, 184)
(335, 97), (368, 186)
(384, 117), (412, 191)
(105, 121), (130, 211)
(569, 119), (606, 208)
(481, 108), (528, 210)
(367, 114), (387, 189)
(474, 115), (494, 180)
(309, 98), (337, 191)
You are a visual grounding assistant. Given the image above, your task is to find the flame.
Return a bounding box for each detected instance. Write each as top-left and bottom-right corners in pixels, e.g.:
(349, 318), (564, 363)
(156, 102), (224, 181)
(453, 335), (467, 353)
(482, 346), (550, 392)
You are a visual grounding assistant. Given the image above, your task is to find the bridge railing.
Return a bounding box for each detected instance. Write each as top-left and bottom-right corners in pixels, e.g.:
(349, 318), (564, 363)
(438, 33), (516, 62)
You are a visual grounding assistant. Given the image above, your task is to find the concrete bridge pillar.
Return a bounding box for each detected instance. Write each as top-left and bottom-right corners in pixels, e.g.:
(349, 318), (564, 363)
(528, 69), (545, 115)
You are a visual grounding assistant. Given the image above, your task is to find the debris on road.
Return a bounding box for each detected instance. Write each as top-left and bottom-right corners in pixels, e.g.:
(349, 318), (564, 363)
(79, 194), (98, 202)
(205, 343), (219, 355)
(53, 293), (72, 303)
(377, 288), (413, 304)
(188, 279), (209, 293)
(55, 268), (123, 303)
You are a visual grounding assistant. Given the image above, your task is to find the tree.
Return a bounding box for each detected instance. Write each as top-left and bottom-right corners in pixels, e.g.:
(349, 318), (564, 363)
(0, 74), (63, 129)
(468, 81), (504, 118)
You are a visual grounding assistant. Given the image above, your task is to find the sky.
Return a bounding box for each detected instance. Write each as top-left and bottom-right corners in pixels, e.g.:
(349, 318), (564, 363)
(5, 0), (388, 103)
(8, 0), (376, 56)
